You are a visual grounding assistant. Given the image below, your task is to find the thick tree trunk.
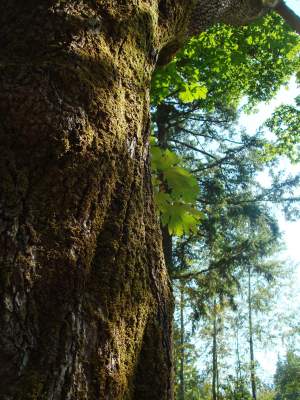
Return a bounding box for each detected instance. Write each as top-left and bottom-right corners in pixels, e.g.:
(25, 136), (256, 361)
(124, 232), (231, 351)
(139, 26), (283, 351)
(0, 1), (193, 399)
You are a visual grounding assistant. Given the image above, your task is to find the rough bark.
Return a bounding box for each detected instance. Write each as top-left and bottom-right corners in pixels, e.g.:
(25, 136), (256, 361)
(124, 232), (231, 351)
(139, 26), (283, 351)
(0, 0), (276, 399)
(0, 1), (194, 399)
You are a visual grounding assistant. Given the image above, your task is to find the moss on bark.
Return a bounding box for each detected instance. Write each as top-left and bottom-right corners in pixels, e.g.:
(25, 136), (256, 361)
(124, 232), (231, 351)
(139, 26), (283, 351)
(0, 1), (195, 398)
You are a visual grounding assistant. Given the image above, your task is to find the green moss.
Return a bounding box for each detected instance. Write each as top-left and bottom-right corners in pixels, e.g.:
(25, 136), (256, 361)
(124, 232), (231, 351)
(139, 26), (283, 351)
(0, 1), (176, 398)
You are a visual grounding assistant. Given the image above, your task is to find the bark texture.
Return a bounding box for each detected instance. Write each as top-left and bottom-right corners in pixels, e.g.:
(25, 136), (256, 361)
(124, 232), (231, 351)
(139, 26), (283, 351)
(0, 0), (270, 399)
(0, 1), (193, 399)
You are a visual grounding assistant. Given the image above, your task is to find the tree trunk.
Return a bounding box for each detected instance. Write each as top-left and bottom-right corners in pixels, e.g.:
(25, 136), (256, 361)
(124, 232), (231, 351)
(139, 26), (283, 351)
(235, 318), (242, 382)
(178, 285), (185, 400)
(248, 266), (257, 400)
(0, 1), (193, 399)
(212, 300), (218, 400)
(156, 103), (173, 273)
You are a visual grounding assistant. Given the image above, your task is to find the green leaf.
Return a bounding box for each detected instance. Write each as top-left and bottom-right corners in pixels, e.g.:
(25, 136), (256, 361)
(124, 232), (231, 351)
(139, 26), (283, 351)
(178, 83), (208, 104)
(151, 144), (202, 236)
(163, 167), (199, 202)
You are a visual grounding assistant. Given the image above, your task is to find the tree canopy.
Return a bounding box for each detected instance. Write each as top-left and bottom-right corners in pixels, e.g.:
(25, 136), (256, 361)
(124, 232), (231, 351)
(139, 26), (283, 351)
(150, 6), (300, 400)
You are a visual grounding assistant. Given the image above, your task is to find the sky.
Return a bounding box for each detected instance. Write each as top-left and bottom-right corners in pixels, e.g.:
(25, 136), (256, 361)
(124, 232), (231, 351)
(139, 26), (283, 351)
(240, 0), (300, 380)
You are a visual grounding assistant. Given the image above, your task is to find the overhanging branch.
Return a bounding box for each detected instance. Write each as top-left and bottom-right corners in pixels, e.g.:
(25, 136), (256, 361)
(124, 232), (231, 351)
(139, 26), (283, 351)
(275, 1), (300, 35)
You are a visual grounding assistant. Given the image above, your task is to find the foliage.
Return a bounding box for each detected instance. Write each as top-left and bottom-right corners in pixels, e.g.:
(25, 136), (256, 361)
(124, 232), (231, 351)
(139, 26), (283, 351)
(220, 375), (252, 400)
(152, 13), (300, 108)
(258, 389), (276, 400)
(151, 11), (300, 237)
(264, 95), (300, 163)
(151, 138), (203, 235)
(274, 350), (300, 400)
(150, 7), (300, 400)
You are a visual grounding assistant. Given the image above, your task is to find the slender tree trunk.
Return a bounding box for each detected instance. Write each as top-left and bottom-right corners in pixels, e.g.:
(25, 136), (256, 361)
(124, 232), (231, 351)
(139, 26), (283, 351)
(234, 315), (243, 397)
(178, 285), (185, 400)
(0, 1), (193, 399)
(212, 300), (218, 400)
(236, 320), (242, 382)
(248, 266), (257, 400)
(156, 103), (174, 272)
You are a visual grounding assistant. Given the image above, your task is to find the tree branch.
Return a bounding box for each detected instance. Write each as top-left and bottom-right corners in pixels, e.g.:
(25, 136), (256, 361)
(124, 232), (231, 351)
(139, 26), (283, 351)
(171, 138), (218, 159)
(275, 1), (300, 35)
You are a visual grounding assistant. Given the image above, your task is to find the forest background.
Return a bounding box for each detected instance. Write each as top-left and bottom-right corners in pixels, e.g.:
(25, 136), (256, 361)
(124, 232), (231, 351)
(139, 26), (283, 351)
(150, 1), (300, 399)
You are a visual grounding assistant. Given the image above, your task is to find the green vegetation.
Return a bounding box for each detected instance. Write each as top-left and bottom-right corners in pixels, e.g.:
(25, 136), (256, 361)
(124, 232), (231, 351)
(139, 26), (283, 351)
(274, 351), (300, 400)
(150, 9), (300, 400)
